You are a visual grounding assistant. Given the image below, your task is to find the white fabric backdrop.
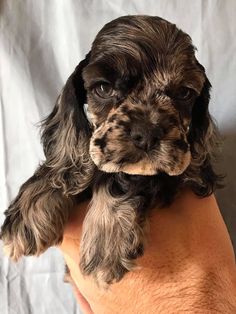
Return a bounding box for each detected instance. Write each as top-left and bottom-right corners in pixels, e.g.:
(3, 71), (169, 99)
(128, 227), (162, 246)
(1, 1), (236, 313)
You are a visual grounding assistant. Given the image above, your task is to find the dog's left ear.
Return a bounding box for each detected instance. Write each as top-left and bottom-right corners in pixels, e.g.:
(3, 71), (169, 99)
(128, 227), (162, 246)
(186, 60), (222, 195)
(188, 61), (212, 149)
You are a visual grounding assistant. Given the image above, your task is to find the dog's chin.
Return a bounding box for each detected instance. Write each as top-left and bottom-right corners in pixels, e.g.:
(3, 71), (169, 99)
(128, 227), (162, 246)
(92, 152), (191, 176)
(121, 159), (158, 175)
(99, 159), (158, 176)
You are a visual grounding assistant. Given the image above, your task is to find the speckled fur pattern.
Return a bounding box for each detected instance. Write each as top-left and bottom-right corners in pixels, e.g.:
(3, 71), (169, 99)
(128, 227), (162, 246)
(0, 15), (222, 285)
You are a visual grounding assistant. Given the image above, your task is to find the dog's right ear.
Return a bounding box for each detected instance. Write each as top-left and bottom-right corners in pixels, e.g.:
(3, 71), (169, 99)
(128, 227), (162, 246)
(0, 53), (96, 260)
(41, 52), (96, 195)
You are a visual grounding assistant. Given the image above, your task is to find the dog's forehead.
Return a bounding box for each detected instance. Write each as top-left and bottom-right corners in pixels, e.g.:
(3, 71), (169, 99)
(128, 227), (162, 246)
(92, 16), (187, 50)
(83, 53), (204, 94)
(83, 16), (205, 93)
(90, 15), (195, 63)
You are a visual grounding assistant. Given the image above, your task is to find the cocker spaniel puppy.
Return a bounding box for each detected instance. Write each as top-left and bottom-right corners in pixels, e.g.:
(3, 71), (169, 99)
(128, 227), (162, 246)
(0, 15), (222, 285)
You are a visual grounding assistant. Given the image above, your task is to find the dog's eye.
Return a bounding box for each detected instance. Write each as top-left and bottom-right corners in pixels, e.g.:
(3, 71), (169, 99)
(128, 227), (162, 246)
(175, 87), (193, 100)
(94, 83), (115, 98)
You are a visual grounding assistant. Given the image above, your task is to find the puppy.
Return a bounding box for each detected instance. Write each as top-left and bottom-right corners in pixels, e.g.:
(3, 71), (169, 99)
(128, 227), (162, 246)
(0, 15), (222, 285)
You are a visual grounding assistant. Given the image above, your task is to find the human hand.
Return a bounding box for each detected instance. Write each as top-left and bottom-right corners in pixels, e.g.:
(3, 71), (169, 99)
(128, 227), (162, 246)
(59, 190), (236, 313)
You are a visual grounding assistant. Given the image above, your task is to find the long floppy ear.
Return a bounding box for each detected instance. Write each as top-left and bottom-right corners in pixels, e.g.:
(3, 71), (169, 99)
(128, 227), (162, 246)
(0, 53), (96, 260)
(185, 61), (222, 195)
(41, 52), (95, 194)
(188, 62), (212, 150)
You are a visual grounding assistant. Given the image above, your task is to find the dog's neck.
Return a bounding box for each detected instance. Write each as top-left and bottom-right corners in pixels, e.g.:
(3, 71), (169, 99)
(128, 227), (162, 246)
(89, 171), (182, 211)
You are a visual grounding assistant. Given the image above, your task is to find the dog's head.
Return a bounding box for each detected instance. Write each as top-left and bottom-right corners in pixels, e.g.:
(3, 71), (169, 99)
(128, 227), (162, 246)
(83, 16), (208, 176)
(42, 15), (217, 193)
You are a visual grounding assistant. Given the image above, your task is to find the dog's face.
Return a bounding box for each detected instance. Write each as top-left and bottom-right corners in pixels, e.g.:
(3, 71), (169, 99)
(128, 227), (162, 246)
(81, 16), (206, 176)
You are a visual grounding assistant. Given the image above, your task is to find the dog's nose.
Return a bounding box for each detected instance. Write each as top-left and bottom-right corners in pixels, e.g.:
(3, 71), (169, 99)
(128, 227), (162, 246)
(130, 125), (161, 151)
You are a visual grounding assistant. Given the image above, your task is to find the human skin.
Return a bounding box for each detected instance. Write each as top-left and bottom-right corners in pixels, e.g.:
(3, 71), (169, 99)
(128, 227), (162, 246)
(59, 189), (236, 313)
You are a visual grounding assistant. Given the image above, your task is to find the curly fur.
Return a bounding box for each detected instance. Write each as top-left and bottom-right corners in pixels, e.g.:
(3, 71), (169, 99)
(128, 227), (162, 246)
(0, 15), (222, 285)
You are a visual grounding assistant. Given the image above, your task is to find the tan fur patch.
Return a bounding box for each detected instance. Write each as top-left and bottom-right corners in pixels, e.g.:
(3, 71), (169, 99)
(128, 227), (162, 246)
(80, 185), (147, 285)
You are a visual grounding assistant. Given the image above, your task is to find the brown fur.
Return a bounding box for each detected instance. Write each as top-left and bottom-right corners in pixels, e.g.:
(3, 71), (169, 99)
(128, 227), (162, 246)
(80, 184), (147, 284)
(0, 15), (222, 285)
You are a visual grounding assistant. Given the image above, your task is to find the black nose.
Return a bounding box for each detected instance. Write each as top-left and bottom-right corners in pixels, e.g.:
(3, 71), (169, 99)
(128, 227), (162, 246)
(130, 125), (161, 151)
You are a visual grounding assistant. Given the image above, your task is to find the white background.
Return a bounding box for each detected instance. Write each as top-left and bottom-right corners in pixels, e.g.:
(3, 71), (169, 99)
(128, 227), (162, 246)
(1, 1), (236, 313)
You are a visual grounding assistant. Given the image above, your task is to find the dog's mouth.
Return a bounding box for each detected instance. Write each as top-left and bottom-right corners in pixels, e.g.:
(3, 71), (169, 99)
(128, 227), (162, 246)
(90, 137), (191, 176)
(89, 108), (192, 176)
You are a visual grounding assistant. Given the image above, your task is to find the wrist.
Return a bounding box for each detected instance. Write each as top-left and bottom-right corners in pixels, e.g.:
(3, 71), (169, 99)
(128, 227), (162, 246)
(158, 264), (236, 313)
